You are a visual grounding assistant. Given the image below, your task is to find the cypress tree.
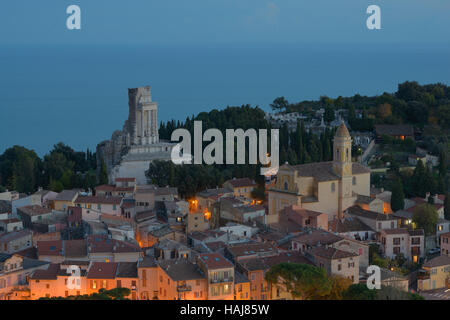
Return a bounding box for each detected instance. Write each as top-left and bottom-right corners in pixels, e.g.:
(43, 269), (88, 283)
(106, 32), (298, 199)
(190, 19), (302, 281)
(391, 179), (405, 212)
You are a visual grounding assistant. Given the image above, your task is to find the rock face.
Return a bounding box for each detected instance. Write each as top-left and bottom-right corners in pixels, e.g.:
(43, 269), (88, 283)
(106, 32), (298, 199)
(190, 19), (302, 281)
(97, 86), (174, 185)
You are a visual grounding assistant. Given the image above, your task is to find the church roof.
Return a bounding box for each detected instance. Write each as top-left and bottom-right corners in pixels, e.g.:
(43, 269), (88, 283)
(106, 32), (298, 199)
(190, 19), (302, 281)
(291, 162), (370, 182)
(335, 122), (350, 137)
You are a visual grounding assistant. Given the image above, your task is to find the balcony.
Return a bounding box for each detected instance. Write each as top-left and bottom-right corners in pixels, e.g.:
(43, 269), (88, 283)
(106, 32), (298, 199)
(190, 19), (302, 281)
(177, 284), (192, 292)
(416, 270), (430, 280)
(210, 278), (234, 284)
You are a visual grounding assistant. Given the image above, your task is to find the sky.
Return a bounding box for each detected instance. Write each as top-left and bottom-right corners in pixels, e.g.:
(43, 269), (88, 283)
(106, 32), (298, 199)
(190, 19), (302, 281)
(1, 0), (449, 45)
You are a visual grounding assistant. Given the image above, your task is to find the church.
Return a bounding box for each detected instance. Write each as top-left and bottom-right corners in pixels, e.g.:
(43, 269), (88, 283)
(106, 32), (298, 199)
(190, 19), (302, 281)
(268, 122), (371, 222)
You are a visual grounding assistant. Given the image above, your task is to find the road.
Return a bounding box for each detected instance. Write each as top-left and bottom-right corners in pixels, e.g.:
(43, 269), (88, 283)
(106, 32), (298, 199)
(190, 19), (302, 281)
(420, 288), (450, 300)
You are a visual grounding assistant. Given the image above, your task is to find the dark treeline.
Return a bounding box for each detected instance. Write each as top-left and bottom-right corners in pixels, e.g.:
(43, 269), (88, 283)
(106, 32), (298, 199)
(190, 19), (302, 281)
(150, 105), (337, 198)
(271, 81), (450, 131)
(0, 143), (98, 194)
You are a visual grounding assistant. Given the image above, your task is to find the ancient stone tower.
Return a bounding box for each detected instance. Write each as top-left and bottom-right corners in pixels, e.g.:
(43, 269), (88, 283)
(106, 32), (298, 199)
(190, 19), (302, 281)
(126, 86), (159, 145)
(96, 86), (173, 185)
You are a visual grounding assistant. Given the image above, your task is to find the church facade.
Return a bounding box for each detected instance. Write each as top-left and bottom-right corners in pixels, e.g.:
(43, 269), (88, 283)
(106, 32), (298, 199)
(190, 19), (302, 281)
(268, 122), (371, 222)
(97, 86), (174, 185)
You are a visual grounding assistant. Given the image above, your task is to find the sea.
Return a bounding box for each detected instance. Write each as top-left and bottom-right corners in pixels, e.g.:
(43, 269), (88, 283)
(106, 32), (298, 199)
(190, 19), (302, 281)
(1, 43), (449, 156)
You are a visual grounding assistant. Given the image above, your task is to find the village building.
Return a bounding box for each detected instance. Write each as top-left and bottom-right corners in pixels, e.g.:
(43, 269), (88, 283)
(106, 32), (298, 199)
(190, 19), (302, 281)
(53, 190), (79, 212)
(379, 228), (425, 263)
(268, 122), (371, 222)
(223, 178), (257, 199)
(0, 230), (33, 254)
(417, 255), (450, 291)
(305, 247), (359, 283)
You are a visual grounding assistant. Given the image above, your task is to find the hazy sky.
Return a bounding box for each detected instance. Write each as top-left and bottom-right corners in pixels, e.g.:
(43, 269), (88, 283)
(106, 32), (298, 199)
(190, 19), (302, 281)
(1, 0), (449, 45)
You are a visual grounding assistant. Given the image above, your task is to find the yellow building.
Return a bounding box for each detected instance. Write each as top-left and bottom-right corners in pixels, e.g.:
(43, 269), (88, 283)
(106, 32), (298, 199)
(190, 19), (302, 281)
(223, 178), (257, 199)
(53, 190), (79, 211)
(268, 122), (371, 221)
(418, 255), (450, 291)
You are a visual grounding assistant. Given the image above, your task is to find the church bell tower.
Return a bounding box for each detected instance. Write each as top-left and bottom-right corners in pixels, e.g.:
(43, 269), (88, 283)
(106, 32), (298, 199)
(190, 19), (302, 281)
(333, 122), (353, 220)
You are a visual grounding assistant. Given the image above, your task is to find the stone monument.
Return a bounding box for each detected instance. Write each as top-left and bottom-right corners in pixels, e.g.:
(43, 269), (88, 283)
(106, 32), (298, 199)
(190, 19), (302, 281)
(97, 86), (174, 185)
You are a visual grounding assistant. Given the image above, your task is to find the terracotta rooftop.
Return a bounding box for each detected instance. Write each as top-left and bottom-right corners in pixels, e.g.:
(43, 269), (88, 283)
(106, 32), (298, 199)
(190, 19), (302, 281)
(423, 255), (450, 268)
(226, 242), (277, 258)
(198, 253), (233, 270)
(116, 262), (138, 278)
(224, 178), (257, 188)
(286, 161), (370, 182)
(55, 190), (78, 202)
(292, 229), (343, 246)
(346, 205), (396, 221)
(75, 195), (122, 205)
(17, 205), (51, 216)
(30, 263), (60, 280)
(329, 216), (373, 233)
(159, 259), (204, 281)
(307, 247), (358, 260)
(0, 229), (32, 243)
(87, 262), (119, 279)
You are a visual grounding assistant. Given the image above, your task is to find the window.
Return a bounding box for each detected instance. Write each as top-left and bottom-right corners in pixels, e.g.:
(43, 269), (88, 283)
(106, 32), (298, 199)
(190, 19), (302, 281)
(102, 280), (107, 288)
(393, 238), (401, 245)
(352, 176), (356, 185)
(411, 237), (421, 245)
(337, 264), (342, 271)
(391, 222), (395, 229)
(331, 183), (335, 193)
(284, 182), (288, 191)
(117, 280), (122, 288)
(393, 247), (401, 254)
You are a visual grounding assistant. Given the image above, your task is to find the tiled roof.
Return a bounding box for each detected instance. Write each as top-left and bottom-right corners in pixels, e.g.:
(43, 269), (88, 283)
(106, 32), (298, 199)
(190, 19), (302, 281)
(197, 188), (233, 199)
(87, 262), (118, 279)
(55, 190), (78, 202)
(137, 256), (157, 268)
(307, 247), (358, 260)
(292, 230), (343, 246)
(88, 235), (141, 254)
(37, 240), (63, 256)
(346, 205), (396, 221)
(30, 263), (60, 280)
(0, 229), (32, 243)
(226, 242), (277, 258)
(290, 161), (370, 182)
(423, 255), (450, 268)
(75, 196), (122, 205)
(116, 262), (138, 278)
(159, 259), (204, 281)
(329, 216), (373, 233)
(198, 253), (233, 269)
(224, 178), (257, 188)
(17, 205), (52, 216)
